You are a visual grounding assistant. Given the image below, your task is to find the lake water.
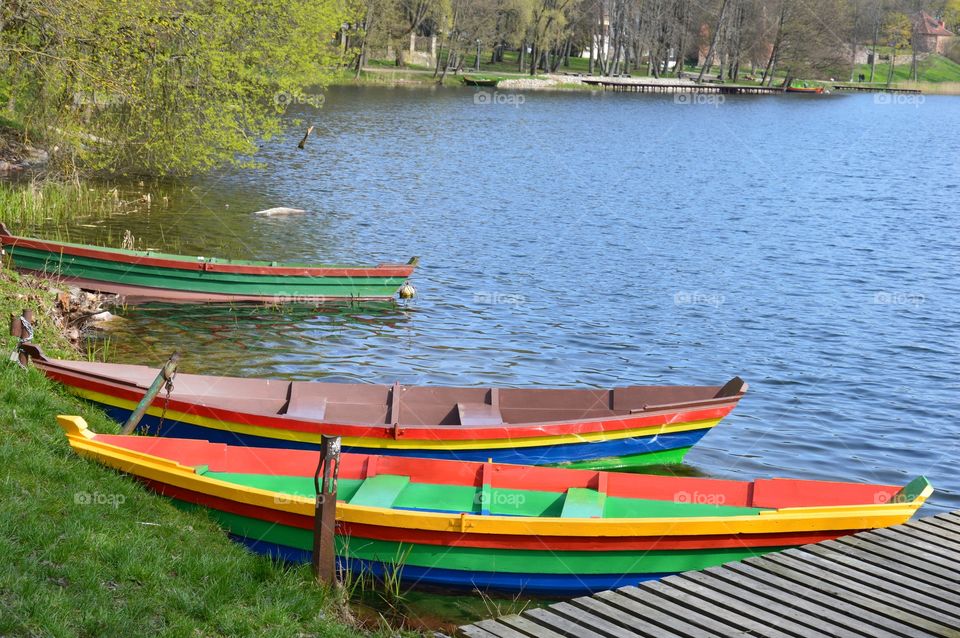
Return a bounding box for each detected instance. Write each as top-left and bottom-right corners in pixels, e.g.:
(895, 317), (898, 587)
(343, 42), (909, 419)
(27, 85), (960, 628)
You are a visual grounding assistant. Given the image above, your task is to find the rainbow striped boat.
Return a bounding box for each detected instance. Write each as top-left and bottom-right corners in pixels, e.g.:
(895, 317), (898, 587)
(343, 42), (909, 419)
(58, 415), (932, 595)
(0, 224), (417, 303)
(27, 346), (748, 468)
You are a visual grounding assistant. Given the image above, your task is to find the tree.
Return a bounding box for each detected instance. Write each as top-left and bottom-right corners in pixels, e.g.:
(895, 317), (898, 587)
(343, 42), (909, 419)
(883, 11), (912, 86)
(1, 0), (350, 175)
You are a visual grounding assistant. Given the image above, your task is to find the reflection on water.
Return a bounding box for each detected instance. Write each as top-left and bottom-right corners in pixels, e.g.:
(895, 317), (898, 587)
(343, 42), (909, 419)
(14, 86), (960, 628)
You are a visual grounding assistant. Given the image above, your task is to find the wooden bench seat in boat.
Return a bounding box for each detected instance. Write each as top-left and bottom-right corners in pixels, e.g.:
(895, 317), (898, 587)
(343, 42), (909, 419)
(284, 384), (327, 421)
(348, 474), (410, 508)
(457, 402), (504, 426)
(560, 487), (607, 518)
(281, 382), (390, 424)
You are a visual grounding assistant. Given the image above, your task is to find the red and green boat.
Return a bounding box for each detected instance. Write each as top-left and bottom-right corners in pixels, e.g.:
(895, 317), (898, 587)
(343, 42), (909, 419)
(0, 224), (418, 303)
(59, 414), (932, 595)
(26, 345), (748, 468)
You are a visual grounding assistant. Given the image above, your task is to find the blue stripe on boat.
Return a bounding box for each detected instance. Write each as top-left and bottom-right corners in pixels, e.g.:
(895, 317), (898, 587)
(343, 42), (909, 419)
(230, 535), (673, 595)
(98, 405), (708, 465)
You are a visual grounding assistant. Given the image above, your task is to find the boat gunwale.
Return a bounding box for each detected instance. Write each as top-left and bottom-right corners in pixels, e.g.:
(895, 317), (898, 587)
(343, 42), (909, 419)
(0, 227), (417, 277)
(58, 416), (931, 539)
(35, 352), (746, 439)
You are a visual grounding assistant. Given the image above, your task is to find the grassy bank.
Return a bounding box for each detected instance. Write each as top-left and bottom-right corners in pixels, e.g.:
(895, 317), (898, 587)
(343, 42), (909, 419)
(0, 269), (386, 636)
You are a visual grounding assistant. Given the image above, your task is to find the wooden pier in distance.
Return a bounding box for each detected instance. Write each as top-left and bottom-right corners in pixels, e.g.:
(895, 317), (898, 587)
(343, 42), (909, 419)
(832, 84), (923, 94)
(459, 509), (960, 637)
(582, 79), (786, 95)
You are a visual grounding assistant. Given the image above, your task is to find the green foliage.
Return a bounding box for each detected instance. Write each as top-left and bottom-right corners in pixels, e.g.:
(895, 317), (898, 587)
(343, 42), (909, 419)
(883, 12), (913, 49)
(1, 0), (351, 175)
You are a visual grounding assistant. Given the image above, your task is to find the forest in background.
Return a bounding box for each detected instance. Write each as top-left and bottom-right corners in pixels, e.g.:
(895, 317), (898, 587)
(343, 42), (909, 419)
(1, 0), (958, 176)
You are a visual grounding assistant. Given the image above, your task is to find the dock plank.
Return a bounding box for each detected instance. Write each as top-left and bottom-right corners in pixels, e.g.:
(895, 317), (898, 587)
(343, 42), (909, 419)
(706, 563), (906, 637)
(733, 558), (954, 636)
(566, 595), (668, 637)
(522, 607), (610, 638)
(869, 528), (960, 563)
(497, 615), (567, 638)
(630, 581), (796, 638)
(545, 601), (640, 638)
(459, 510), (960, 638)
(462, 622), (517, 638)
(801, 544), (960, 604)
(671, 571), (856, 638)
(835, 536), (960, 576)
(765, 551), (960, 625)
(594, 590), (721, 637)
(921, 516), (960, 536)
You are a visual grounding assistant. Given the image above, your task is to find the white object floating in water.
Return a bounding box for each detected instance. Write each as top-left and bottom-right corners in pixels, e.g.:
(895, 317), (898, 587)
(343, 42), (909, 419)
(398, 282), (416, 299)
(253, 207), (307, 216)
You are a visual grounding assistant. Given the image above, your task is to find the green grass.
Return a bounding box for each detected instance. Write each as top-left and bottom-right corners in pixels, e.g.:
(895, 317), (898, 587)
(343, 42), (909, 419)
(853, 53), (960, 84)
(0, 113), (26, 134)
(0, 180), (128, 229)
(0, 268), (396, 636)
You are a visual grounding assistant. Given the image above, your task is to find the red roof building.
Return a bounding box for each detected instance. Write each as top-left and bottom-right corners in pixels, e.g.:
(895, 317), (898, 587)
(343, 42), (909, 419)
(914, 11), (954, 54)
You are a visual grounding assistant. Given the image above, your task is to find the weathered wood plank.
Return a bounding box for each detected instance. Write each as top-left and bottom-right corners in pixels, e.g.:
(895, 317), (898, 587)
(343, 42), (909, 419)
(617, 586), (744, 636)
(923, 516), (960, 536)
(672, 571), (858, 638)
(618, 585), (749, 636)
(634, 579), (798, 638)
(766, 550), (960, 625)
(567, 595), (672, 637)
(900, 519), (960, 546)
(724, 561), (918, 638)
(871, 527), (960, 563)
(462, 622), (517, 638)
(802, 543), (960, 604)
(460, 511), (960, 638)
(702, 564), (890, 637)
(521, 607), (610, 638)
(594, 590), (721, 638)
(545, 601), (642, 638)
(935, 511), (960, 527)
(737, 556), (956, 637)
(570, 596), (663, 638)
(497, 614), (568, 638)
(834, 536), (960, 576)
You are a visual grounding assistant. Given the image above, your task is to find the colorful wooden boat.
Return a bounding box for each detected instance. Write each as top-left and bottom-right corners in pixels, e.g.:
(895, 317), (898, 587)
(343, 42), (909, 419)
(24, 345), (747, 468)
(0, 223), (417, 303)
(58, 415), (932, 595)
(462, 75), (500, 87)
(785, 85), (824, 94)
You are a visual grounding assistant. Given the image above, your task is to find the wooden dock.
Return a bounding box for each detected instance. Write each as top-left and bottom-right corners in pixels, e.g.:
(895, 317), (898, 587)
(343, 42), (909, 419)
(459, 510), (960, 637)
(581, 79), (785, 95)
(832, 85), (923, 94)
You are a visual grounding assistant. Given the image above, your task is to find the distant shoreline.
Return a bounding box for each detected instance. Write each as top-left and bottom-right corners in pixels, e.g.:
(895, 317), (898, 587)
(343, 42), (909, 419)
(330, 68), (960, 96)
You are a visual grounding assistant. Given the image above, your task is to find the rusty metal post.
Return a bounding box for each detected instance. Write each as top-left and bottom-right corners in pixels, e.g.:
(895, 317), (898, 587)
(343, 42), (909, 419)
(19, 310), (33, 366)
(312, 435), (341, 585)
(120, 352), (180, 434)
(10, 310), (34, 367)
(9, 313), (21, 339)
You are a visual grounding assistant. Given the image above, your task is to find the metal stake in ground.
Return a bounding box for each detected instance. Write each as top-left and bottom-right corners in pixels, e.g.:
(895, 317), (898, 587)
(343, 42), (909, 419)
(312, 434), (341, 585)
(9, 309), (35, 367)
(121, 352), (180, 435)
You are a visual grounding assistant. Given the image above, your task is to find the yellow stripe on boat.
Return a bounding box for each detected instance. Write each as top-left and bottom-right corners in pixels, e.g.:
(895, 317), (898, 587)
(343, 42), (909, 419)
(70, 388), (722, 449)
(59, 415), (925, 539)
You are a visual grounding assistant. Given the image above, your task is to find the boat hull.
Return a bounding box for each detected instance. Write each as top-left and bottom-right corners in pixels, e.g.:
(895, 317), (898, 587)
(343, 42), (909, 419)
(59, 416), (930, 596)
(0, 228), (415, 302)
(97, 403), (709, 467)
(41, 358), (742, 469)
